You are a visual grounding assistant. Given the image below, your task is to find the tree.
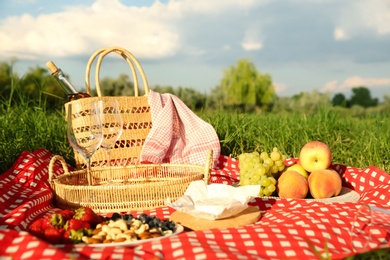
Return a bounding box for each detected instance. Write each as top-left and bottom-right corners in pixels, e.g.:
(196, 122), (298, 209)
(19, 66), (67, 107)
(150, 85), (207, 110)
(175, 87), (206, 110)
(332, 93), (347, 107)
(273, 90), (331, 113)
(0, 61), (12, 96)
(212, 59), (276, 112)
(348, 87), (378, 108)
(100, 74), (136, 96)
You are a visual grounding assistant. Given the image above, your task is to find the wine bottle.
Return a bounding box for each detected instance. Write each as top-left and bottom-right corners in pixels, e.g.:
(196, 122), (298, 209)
(46, 61), (91, 101)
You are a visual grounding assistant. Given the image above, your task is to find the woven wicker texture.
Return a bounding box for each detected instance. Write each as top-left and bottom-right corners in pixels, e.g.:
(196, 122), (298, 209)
(66, 46), (152, 169)
(49, 150), (212, 213)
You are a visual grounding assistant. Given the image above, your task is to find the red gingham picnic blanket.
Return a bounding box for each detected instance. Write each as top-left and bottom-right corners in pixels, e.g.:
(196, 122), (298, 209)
(1, 148), (390, 260)
(140, 90), (221, 167)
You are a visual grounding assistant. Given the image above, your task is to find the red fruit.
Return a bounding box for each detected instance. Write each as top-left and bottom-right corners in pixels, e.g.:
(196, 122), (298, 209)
(42, 213), (65, 230)
(74, 207), (102, 225)
(59, 209), (75, 221)
(65, 218), (91, 231)
(28, 219), (44, 239)
(63, 229), (86, 244)
(43, 227), (65, 244)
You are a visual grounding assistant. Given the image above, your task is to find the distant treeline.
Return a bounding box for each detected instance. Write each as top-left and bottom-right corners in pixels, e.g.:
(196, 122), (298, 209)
(1, 59), (389, 115)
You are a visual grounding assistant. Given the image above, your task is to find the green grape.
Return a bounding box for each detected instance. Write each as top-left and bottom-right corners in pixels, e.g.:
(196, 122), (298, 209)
(256, 165), (266, 175)
(262, 163), (270, 174)
(240, 178), (251, 186)
(270, 165), (279, 174)
(251, 173), (260, 183)
(261, 177), (271, 187)
(268, 177), (277, 185)
(270, 151), (281, 161)
(263, 188), (272, 196)
(260, 152), (269, 159)
(267, 184), (276, 193)
(274, 160), (283, 167)
(264, 158), (274, 167)
(239, 148), (288, 196)
(253, 162), (262, 170)
(260, 174), (268, 182)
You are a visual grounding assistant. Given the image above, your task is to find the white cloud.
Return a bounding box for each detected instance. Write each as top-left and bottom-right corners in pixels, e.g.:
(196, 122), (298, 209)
(0, 0), (181, 59)
(273, 82), (287, 94)
(241, 27), (263, 51)
(334, 0), (390, 40)
(322, 76), (390, 92)
(357, 0), (390, 35)
(0, 0), (268, 60)
(333, 27), (348, 41)
(0, 0), (389, 98)
(241, 41), (263, 51)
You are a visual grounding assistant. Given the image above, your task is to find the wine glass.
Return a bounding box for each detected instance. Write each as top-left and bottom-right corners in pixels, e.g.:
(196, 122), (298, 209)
(97, 99), (123, 182)
(350, 204), (390, 252)
(67, 101), (103, 185)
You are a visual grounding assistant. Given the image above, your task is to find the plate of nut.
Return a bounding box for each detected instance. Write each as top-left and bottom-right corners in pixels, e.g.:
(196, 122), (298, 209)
(79, 213), (184, 247)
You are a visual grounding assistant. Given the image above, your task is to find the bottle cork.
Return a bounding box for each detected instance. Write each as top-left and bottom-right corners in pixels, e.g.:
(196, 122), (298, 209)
(46, 61), (59, 75)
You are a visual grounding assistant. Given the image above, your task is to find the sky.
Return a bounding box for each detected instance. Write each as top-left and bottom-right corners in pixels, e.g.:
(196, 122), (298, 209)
(0, 0), (390, 100)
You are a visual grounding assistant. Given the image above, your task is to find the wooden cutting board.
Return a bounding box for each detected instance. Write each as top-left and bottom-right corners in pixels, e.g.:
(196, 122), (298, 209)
(169, 206), (261, 231)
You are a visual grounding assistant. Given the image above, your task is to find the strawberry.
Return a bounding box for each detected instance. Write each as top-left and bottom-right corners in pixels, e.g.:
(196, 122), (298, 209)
(63, 229), (83, 244)
(43, 227), (65, 244)
(28, 219), (44, 239)
(64, 218), (91, 231)
(42, 213), (65, 230)
(59, 209), (75, 222)
(74, 207), (102, 226)
(63, 228), (91, 244)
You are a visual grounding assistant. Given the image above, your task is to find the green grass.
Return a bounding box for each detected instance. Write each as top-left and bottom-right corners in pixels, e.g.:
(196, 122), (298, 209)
(0, 86), (389, 259)
(199, 109), (389, 173)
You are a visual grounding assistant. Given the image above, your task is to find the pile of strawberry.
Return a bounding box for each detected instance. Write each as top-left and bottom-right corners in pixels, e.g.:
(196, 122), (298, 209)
(28, 207), (104, 244)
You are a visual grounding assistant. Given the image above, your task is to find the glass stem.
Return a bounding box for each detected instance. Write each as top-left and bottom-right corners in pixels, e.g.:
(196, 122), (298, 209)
(86, 156), (92, 185)
(106, 148), (113, 182)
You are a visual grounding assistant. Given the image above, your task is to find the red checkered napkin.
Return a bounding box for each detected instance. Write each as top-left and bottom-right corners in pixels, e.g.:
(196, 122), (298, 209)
(140, 90), (221, 167)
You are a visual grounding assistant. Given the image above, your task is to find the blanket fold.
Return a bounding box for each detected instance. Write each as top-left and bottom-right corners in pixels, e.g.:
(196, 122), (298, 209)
(140, 90), (220, 167)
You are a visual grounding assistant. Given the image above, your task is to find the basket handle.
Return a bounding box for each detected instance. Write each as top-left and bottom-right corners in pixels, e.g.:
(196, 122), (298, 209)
(204, 149), (213, 184)
(85, 46), (150, 97)
(49, 155), (70, 182)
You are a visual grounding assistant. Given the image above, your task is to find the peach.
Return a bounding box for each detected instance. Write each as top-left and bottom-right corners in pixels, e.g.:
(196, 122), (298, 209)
(308, 169), (342, 199)
(299, 141), (332, 173)
(286, 164), (308, 179)
(277, 170), (309, 199)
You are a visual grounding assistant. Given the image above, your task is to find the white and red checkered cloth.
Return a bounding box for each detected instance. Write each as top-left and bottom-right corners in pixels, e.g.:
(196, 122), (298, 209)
(140, 90), (221, 167)
(1, 148), (390, 259)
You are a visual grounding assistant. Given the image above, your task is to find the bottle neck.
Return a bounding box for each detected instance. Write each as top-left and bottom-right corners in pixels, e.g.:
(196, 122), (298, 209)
(53, 69), (79, 95)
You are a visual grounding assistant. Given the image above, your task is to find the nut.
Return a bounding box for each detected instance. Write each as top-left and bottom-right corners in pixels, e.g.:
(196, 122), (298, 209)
(135, 223), (150, 235)
(163, 230), (173, 236)
(92, 227), (102, 235)
(114, 237), (127, 243)
(83, 236), (103, 244)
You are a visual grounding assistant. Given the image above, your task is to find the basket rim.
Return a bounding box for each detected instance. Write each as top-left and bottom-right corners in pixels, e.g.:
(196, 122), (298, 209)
(53, 163), (207, 189)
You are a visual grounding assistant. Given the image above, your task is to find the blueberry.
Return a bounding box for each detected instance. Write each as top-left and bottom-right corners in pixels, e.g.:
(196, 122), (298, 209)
(138, 213), (150, 224)
(122, 214), (134, 221)
(160, 220), (176, 232)
(111, 212), (122, 221)
(148, 217), (161, 228)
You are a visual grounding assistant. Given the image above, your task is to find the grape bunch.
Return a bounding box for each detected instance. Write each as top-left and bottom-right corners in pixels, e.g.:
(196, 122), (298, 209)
(238, 147), (287, 197)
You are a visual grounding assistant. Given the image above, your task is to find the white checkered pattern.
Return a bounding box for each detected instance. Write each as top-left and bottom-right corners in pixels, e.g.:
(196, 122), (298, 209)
(0, 149), (389, 259)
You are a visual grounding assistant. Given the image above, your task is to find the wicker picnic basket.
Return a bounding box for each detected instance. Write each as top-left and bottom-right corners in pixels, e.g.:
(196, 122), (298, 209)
(66, 46), (152, 169)
(49, 149), (213, 213)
